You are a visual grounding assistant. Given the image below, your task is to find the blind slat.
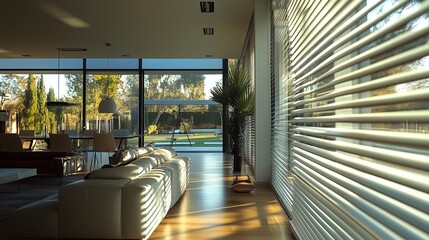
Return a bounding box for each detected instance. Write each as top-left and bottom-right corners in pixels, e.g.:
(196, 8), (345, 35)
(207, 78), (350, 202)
(292, 88), (429, 115)
(293, 69), (429, 107)
(292, 109), (429, 123)
(293, 126), (429, 149)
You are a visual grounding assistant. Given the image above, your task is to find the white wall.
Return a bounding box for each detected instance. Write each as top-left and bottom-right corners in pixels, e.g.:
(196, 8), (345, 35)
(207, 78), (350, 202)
(253, 0), (271, 182)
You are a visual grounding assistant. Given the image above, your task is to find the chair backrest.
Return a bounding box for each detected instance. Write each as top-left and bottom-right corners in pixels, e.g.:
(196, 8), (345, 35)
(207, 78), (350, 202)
(93, 132), (116, 152)
(0, 133), (23, 151)
(19, 130), (35, 137)
(49, 133), (72, 151)
(19, 130), (36, 149)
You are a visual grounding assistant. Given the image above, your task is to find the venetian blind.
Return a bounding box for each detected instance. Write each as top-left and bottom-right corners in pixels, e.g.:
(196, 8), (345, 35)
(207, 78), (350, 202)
(242, 20), (257, 170)
(271, 0), (429, 239)
(271, 0), (294, 214)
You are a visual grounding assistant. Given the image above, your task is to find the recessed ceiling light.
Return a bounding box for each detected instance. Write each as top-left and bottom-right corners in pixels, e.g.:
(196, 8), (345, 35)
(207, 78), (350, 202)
(200, 2), (214, 13)
(203, 27), (214, 35)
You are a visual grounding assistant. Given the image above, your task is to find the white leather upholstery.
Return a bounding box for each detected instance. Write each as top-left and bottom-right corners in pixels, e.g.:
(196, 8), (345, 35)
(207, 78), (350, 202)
(86, 164), (146, 180)
(7, 194), (58, 238)
(59, 179), (130, 239)
(122, 170), (172, 239)
(6, 146), (190, 240)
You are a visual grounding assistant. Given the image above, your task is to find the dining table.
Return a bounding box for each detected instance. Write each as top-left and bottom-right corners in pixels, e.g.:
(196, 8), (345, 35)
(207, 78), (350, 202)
(19, 134), (141, 150)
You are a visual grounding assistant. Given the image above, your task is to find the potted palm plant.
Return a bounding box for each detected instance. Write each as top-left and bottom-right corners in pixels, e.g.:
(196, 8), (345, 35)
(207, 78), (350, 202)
(210, 64), (255, 172)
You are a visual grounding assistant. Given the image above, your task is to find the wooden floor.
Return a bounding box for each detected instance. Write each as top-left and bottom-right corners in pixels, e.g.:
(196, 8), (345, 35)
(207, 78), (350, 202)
(0, 152), (295, 240)
(151, 152), (295, 240)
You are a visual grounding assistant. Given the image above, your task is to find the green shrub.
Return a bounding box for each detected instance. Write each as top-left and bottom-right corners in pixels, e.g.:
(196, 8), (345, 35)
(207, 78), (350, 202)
(147, 124), (158, 134)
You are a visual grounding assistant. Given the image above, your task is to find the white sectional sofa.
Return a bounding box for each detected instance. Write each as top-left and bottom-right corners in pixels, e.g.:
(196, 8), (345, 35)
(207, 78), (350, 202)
(5, 146), (190, 240)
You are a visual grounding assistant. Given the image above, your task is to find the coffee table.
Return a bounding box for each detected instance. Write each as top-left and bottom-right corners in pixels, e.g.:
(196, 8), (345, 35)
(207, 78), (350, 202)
(0, 168), (37, 192)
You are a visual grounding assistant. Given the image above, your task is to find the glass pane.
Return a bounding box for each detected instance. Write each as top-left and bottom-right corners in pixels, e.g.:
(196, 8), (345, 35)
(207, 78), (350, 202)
(144, 104), (222, 151)
(86, 72), (139, 143)
(144, 71), (222, 100)
(0, 72), (83, 135)
(144, 71), (223, 151)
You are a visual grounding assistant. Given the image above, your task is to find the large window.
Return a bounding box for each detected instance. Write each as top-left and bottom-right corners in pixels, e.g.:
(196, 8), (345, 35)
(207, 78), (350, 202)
(144, 71), (222, 151)
(0, 58), (223, 151)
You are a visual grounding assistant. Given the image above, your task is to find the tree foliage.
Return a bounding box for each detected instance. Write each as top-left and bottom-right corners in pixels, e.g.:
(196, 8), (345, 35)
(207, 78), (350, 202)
(85, 74), (120, 120)
(34, 76), (49, 134)
(144, 73), (206, 126)
(0, 74), (26, 112)
(21, 74), (38, 130)
(16, 75), (57, 134)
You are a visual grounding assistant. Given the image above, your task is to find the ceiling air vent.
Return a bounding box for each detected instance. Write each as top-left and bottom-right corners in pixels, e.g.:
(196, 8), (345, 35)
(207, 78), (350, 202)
(200, 2), (214, 13)
(203, 27), (214, 35)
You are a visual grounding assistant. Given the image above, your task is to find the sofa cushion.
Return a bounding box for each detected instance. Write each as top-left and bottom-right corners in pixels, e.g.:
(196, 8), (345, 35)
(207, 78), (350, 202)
(85, 164), (145, 180)
(130, 156), (158, 170)
(152, 148), (173, 161)
(159, 146), (177, 157)
(132, 147), (150, 156)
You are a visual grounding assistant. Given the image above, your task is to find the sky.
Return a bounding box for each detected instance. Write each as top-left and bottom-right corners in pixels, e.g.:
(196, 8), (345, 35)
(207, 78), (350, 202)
(42, 73), (222, 100)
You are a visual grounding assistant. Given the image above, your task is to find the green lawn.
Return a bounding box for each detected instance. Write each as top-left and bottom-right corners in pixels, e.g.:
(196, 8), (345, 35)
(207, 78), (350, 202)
(144, 132), (222, 147)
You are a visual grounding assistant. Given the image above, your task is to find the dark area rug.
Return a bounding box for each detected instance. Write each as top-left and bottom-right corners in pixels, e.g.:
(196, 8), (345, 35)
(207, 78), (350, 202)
(0, 174), (85, 222)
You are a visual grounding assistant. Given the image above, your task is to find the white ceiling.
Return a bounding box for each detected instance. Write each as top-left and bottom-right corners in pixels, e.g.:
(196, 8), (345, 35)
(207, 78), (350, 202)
(0, 0), (254, 59)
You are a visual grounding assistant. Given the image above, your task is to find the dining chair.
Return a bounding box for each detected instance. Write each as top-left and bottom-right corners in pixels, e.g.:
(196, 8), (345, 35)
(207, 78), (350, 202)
(49, 133), (73, 152)
(79, 129), (95, 168)
(19, 129), (36, 149)
(91, 132), (116, 170)
(0, 133), (23, 151)
(81, 129), (95, 150)
(63, 129), (80, 149)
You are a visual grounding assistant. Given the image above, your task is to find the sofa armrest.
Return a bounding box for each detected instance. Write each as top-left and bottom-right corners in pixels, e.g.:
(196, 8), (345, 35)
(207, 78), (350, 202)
(6, 194), (59, 239)
(121, 170), (171, 239)
(58, 179), (130, 239)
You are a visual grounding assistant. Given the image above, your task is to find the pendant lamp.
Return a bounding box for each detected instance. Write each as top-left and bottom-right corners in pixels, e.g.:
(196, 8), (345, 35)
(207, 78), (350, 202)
(46, 48), (81, 107)
(98, 43), (117, 113)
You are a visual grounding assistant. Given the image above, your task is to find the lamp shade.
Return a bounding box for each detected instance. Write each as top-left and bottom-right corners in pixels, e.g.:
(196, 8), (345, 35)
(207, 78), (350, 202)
(98, 97), (117, 113)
